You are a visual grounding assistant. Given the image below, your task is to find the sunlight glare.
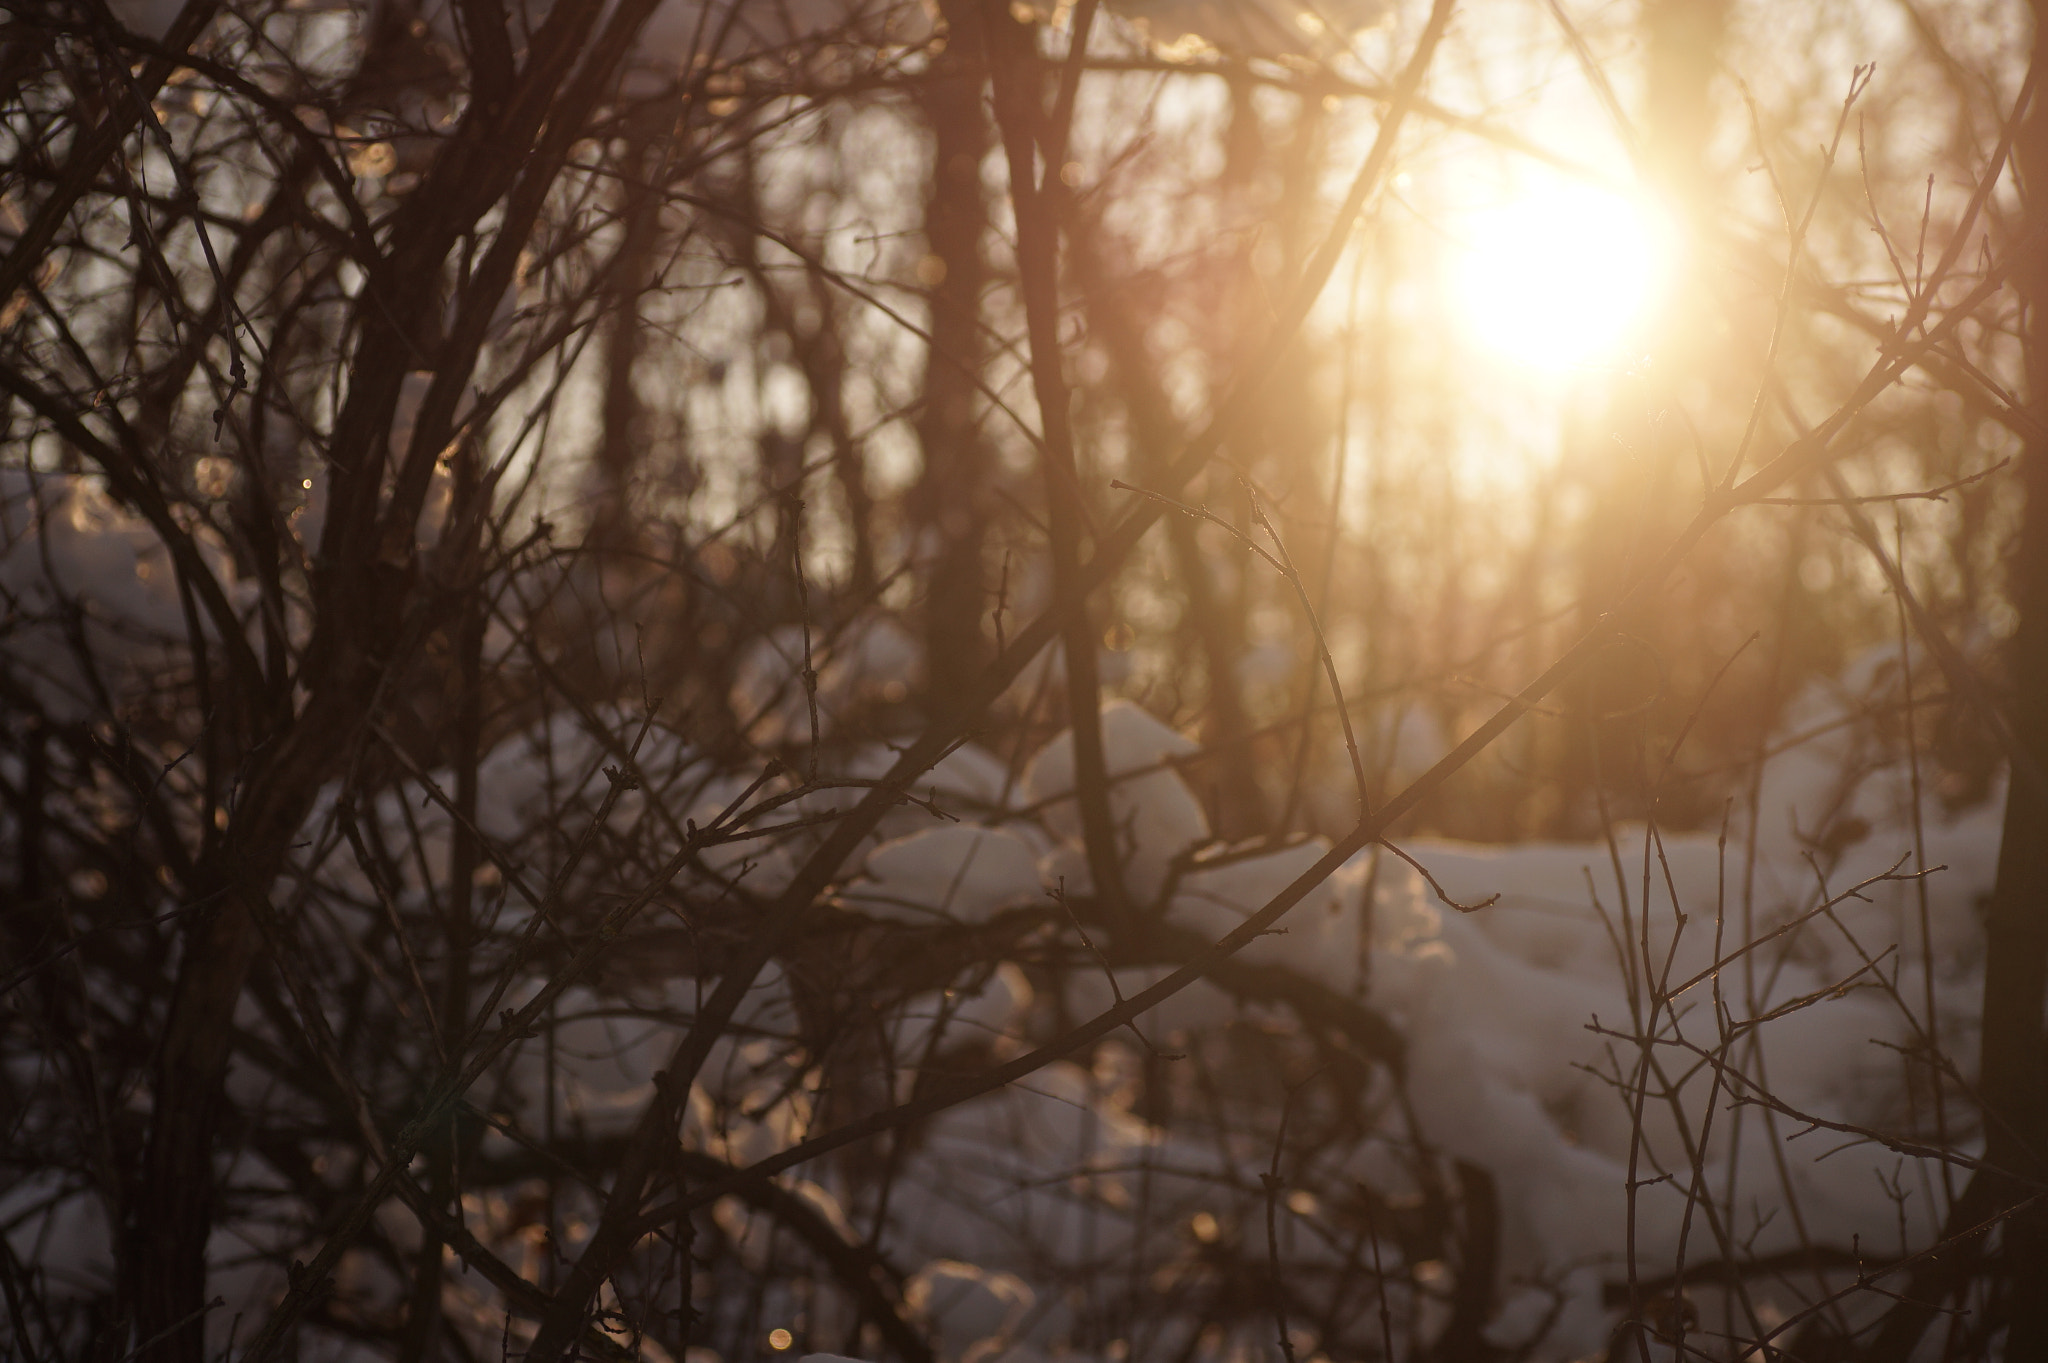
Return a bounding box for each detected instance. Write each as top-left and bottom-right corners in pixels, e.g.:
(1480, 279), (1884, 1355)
(1449, 181), (1671, 369)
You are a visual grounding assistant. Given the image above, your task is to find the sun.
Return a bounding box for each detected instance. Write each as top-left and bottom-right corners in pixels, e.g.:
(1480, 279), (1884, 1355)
(1448, 179), (1672, 370)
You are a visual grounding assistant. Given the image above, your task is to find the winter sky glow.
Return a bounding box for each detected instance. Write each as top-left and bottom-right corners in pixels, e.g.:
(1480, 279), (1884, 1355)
(1448, 176), (1674, 369)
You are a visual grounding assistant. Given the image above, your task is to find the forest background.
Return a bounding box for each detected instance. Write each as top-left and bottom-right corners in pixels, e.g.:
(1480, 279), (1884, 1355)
(3, 0), (2046, 1359)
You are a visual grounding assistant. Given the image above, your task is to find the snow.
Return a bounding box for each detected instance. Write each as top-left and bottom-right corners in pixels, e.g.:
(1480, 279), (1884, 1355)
(1022, 699), (1209, 901)
(938, 670), (1998, 1358)
(1168, 836), (1349, 976)
(0, 470), (245, 719)
(847, 826), (1045, 925)
(731, 619), (924, 744)
(1, 464), (2009, 1360)
(843, 739), (1020, 843)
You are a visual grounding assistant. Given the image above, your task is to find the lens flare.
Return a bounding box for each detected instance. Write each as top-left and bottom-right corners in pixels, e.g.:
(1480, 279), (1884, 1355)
(1449, 180), (1671, 369)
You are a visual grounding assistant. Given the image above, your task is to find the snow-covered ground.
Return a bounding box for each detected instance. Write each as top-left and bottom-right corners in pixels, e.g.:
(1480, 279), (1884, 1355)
(0, 463), (2005, 1360)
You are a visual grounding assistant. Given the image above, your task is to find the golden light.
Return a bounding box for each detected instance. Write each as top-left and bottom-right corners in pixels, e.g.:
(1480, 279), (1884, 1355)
(1448, 180), (1672, 369)
(768, 1329), (794, 1351)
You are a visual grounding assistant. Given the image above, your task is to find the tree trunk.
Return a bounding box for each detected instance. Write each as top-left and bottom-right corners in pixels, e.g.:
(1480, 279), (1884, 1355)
(912, 0), (996, 703)
(1973, 7), (2048, 1345)
(1854, 18), (2048, 1361)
